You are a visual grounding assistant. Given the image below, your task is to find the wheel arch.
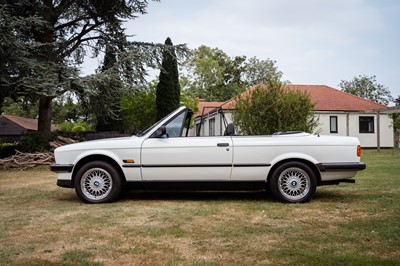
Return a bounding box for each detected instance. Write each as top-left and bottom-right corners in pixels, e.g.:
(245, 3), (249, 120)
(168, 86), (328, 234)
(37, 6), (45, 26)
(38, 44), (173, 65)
(267, 158), (321, 186)
(72, 155), (126, 186)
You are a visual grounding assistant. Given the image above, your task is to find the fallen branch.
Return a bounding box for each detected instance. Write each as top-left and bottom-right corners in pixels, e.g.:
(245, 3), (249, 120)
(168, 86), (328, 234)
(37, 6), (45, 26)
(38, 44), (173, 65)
(0, 150), (54, 170)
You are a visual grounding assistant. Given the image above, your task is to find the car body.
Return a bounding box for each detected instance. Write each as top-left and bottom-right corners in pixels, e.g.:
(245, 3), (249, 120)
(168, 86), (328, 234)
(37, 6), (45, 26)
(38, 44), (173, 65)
(51, 106), (366, 203)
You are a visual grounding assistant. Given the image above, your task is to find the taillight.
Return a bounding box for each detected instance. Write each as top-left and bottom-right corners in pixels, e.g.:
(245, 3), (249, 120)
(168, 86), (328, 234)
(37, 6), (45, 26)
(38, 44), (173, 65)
(357, 145), (362, 157)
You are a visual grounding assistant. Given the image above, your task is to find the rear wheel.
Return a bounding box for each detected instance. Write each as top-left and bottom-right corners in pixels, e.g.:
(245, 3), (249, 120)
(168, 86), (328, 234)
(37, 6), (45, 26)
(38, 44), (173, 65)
(74, 161), (122, 203)
(269, 162), (317, 203)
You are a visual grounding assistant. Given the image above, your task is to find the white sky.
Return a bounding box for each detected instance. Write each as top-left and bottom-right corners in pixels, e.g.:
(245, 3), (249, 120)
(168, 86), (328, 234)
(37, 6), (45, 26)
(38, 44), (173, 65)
(82, 0), (400, 103)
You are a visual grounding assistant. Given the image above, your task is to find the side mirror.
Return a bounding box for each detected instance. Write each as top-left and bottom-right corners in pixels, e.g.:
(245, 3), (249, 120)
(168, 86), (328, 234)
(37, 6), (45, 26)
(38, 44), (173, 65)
(152, 126), (168, 138)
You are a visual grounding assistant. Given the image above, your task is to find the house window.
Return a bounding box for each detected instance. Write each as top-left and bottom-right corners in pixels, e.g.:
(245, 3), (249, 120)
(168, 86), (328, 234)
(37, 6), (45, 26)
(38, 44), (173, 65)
(359, 116), (374, 133)
(196, 123), (201, 136)
(330, 116), (338, 133)
(209, 119), (215, 136)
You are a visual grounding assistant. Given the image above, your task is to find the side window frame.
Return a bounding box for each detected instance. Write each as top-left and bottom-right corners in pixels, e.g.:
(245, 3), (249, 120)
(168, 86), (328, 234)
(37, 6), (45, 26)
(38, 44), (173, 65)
(330, 116), (338, 133)
(359, 116), (375, 134)
(209, 118), (216, 136)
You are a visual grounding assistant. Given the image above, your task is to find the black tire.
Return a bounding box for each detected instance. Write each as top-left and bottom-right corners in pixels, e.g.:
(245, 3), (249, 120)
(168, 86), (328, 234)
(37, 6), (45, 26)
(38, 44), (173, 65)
(269, 161), (317, 203)
(74, 160), (122, 203)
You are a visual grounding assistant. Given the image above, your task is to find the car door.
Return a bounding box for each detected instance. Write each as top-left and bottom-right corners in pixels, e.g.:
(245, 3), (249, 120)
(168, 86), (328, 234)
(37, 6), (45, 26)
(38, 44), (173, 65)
(141, 109), (233, 181)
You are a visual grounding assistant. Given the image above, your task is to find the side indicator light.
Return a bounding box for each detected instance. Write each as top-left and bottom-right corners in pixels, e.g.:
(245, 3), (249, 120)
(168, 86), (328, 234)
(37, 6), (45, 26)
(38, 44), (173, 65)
(357, 145), (362, 157)
(123, 159), (135, 163)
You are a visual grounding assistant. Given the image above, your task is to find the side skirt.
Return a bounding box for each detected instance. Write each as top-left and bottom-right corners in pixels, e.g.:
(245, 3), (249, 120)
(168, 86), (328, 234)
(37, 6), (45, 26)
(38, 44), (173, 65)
(124, 181), (267, 191)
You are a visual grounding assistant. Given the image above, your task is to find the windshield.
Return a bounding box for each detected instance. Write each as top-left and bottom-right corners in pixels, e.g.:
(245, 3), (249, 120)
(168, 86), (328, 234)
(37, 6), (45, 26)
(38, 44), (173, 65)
(136, 107), (186, 137)
(136, 119), (163, 137)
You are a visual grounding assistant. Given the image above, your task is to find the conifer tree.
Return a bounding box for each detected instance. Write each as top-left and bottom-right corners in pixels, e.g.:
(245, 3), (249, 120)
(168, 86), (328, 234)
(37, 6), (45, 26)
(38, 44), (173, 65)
(156, 37), (180, 120)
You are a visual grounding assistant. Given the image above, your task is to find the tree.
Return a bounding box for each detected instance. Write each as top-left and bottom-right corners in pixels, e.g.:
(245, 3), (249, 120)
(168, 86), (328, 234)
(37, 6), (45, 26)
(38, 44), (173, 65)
(339, 75), (393, 105)
(392, 95), (400, 148)
(243, 57), (284, 86)
(156, 37), (180, 120)
(52, 93), (85, 124)
(182, 45), (245, 101)
(232, 80), (318, 135)
(1, 96), (38, 119)
(88, 45), (124, 132)
(181, 45), (284, 101)
(1, 0), (187, 134)
(121, 84), (157, 134)
(121, 79), (198, 134)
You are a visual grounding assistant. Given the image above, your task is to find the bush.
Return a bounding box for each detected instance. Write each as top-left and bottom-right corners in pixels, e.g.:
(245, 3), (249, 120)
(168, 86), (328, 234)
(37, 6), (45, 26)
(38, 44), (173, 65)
(56, 120), (94, 134)
(0, 142), (19, 158)
(232, 81), (319, 135)
(18, 132), (57, 153)
(71, 125), (85, 133)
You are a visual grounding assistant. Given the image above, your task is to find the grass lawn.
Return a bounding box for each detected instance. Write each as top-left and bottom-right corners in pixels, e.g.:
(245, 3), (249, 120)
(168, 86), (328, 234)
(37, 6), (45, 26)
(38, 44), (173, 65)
(0, 149), (399, 265)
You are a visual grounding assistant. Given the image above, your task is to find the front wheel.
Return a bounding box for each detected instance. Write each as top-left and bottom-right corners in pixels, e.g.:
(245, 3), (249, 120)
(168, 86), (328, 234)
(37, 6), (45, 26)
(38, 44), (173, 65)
(269, 162), (317, 203)
(74, 161), (122, 203)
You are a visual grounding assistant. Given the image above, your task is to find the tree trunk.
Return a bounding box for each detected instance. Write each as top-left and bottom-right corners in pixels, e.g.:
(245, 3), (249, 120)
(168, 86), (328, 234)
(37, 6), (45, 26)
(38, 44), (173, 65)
(38, 96), (52, 133)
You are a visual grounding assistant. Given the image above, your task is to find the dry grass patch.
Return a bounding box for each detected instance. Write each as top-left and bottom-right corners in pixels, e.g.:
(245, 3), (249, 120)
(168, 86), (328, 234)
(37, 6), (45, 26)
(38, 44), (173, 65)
(0, 150), (399, 265)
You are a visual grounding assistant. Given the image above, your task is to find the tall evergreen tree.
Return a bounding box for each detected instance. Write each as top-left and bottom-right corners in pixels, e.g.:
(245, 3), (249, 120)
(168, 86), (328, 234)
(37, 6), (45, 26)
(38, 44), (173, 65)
(156, 37), (180, 120)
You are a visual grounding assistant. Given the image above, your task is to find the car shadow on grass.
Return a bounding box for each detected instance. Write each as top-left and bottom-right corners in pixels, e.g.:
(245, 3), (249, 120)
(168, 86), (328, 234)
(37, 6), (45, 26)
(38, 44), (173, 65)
(313, 188), (359, 203)
(120, 190), (275, 202)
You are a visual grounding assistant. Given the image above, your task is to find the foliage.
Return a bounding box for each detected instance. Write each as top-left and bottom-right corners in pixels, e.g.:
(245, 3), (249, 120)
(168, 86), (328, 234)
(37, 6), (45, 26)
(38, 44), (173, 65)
(1, 97), (37, 118)
(0, 142), (19, 158)
(156, 37), (181, 120)
(121, 85), (157, 134)
(121, 80), (198, 134)
(243, 57), (285, 85)
(51, 93), (86, 124)
(339, 75), (393, 105)
(180, 89), (199, 114)
(81, 45), (124, 132)
(182, 45), (245, 101)
(56, 120), (94, 133)
(0, 0), (188, 133)
(232, 81), (318, 135)
(18, 132), (56, 153)
(181, 45), (284, 101)
(2, 94), (87, 125)
(391, 95), (400, 148)
(392, 95), (400, 128)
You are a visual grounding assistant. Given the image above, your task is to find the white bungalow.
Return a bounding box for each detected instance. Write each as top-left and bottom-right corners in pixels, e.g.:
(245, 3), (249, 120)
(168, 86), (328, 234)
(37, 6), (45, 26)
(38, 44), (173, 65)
(193, 85), (394, 148)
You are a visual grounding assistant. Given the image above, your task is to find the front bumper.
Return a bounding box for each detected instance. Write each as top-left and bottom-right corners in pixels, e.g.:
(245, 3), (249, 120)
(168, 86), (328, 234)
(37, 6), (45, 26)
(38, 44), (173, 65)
(57, 179), (74, 188)
(50, 164), (74, 173)
(51, 164), (75, 188)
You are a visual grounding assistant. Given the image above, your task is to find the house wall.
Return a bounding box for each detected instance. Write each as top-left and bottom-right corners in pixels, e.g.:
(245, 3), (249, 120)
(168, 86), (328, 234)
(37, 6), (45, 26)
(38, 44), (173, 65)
(195, 111), (394, 148)
(316, 112), (394, 148)
(0, 117), (27, 142)
(194, 112), (228, 136)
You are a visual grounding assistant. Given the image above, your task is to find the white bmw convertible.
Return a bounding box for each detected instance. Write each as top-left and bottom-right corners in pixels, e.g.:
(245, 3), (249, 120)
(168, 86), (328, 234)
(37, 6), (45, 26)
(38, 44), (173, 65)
(51, 106), (366, 203)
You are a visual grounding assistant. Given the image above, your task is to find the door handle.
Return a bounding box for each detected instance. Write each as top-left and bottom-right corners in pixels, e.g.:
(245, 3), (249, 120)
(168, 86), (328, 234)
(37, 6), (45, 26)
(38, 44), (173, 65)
(217, 143), (229, 147)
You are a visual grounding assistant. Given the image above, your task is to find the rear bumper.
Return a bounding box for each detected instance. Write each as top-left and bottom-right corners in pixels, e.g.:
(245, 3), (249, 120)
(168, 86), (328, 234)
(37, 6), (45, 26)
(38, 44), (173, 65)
(316, 162), (366, 172)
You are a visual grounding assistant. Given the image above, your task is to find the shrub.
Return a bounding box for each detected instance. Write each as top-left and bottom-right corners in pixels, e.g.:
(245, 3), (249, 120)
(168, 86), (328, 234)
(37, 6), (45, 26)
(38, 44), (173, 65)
(0, 142), (20, 158)
(232, 80), (319, 135)
(71, 125), (85, 133)
(18, 132), (57, 153)
(56, 120), (94, 134)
